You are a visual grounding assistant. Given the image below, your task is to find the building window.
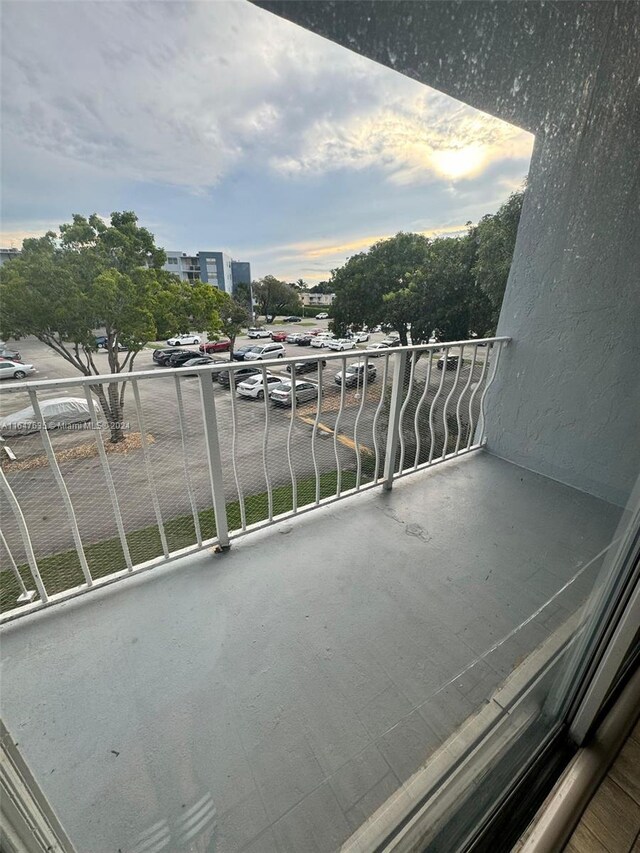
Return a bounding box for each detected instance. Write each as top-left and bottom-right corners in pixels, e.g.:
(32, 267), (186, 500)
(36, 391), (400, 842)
(167, 258), (178, 265)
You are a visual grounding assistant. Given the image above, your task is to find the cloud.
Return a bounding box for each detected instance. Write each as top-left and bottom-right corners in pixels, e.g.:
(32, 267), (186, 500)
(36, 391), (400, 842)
(270, 93), (532, 185)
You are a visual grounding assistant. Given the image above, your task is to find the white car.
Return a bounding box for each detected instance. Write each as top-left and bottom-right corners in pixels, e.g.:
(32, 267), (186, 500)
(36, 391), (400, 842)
(166, 334), (200, 346)
(237, 373), (282, 399)
(243, 342), (286, 361)
(366, 342), (391, 357)
(327, 338), (355, 351)
(315, 312), (329, 319)
(351, 331), (370, 343)
(310, 334), (334, 348)
(247, 327), (271, 339)
(0, 360), (36, 380)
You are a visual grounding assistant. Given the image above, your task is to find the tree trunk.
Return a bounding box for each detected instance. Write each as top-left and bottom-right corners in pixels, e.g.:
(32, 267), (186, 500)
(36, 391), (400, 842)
(93, 384), (125, 443)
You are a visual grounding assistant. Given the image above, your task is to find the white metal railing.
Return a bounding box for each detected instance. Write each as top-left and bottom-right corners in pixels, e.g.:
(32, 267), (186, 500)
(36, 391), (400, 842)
(0, 337), (509, 621)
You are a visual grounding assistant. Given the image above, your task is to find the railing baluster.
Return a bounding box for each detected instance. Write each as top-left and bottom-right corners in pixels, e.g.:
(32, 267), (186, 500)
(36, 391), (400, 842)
(132, 379), (170, 558)
(354, 355), (369, 489)
(227, 370), (247, 531)
(398, 351), (417, 473)
(428, 346), (449, 464)
(466, 344), (490, 450)
(0, 529), (35, 603)
(259, 364), (274, 522)
(0, 468), (48, 602)
(333, 356), (347, 497)
(173, 376), (203, 547)
(197, 372), (231, 548)
(455, 344), (478, 454)
(441, 344), (465, 460)
(311, 360), (324, 505)
(287, 367), (298, 514)
(383, 349), (408, 490)
(371, 353), (390, 483)
(413, 350), (434, 469)
(83, 384), (134, 569)
(477, 341), (505, 445)
(28, 388), (93, 587)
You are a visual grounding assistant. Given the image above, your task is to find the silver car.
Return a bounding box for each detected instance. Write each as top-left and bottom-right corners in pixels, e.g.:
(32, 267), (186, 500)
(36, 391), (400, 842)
(269, 380), (318, 406)
(0, 360), (36, 380)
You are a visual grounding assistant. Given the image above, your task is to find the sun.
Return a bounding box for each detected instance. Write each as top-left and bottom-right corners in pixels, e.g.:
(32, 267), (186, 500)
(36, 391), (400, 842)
(430, 145), (487, 180)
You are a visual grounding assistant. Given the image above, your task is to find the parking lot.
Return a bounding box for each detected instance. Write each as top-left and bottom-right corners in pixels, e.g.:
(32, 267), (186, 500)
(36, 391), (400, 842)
(0, 322), (492, 567)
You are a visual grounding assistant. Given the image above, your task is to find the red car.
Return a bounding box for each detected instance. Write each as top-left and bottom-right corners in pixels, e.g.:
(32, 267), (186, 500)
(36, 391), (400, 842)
(309, 328), (324, 336)
(199, 339), (231, 354)
(270, 331), (288, 342)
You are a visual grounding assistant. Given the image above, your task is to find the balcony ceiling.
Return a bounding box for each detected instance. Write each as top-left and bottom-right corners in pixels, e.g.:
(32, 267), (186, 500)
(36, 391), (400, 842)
(252, 1), (619, 134)
(0, 453), (621, 852)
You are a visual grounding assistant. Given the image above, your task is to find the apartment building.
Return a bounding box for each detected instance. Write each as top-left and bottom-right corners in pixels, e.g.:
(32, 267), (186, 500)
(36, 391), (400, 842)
(163, 250), (251, 294)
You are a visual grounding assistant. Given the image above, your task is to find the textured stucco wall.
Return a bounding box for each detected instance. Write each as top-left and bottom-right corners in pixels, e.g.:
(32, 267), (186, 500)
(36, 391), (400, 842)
(486, 3), (640, 506)
(254, 0), (640, 506)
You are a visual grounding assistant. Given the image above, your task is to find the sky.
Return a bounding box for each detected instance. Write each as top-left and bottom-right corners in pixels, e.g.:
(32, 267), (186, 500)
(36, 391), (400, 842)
(1, 0), (533, 283)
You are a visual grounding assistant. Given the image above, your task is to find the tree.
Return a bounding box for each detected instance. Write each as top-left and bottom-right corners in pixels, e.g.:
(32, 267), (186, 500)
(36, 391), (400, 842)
(215, 293), (250, 356)
(470, 189), (525, 330)
(251, 275), (302, 320)
(308, 280), (335, 294)
(0, 213), (223, 443)
(389, 236), (492, 342)
(233, 281), (252, 313)
(330, 232), (432, 345)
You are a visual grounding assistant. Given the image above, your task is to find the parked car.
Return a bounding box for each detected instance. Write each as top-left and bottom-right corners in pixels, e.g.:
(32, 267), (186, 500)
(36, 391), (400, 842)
(270, 331), (288, 342)
(366, 342), (391, 357)
(232, 345), (256, 361)
(334, 362), (377, 387)
(286, 333), (304, 344)
(217, 365), (261, 387)
(166, 334), (201, 346)
(1, 396), (97, 434)
(310, 334), (334, 348)
(286, 359), (326, 375)
(247, 327), (271, 339)
(199, 339), (231, 354)
(94, 336), (127, 351)
(243, 342), (286, 361)
(180, 356), (223, 375)
(0, 360), (35, 380)
(153, 347), (182, 365)
(237, 373), (282, 399)
(437, 355), (460, 371)
(309, 328), (324, 336)
(168, 350), (204, 367)
(327, 338), (356, 351)
(0, 347), (21, 360)
(296, 335), (313, 346)
(315, 312), (329, 319)
(269, 380), (318, 407)
(371, 325), (382, 333)
(351, 331), (370, 343)
(282, 316), (301, 323)
(381, 336), (401, 347)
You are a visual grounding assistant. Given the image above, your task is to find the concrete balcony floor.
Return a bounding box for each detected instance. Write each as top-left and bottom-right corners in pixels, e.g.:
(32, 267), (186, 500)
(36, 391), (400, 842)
(0, 453), (622, 853)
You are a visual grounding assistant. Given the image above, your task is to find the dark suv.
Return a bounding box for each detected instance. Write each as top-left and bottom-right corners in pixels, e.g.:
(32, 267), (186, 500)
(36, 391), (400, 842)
(153, 347), (182, 365)
(217, 365), (261, 387)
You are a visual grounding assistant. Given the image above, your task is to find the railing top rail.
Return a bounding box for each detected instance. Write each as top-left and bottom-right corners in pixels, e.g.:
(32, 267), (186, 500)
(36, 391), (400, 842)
(0, 337), (511, 392)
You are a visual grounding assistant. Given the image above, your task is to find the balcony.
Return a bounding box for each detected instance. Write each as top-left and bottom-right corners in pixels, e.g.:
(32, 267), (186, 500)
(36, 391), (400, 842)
(0, 340), (624, 851)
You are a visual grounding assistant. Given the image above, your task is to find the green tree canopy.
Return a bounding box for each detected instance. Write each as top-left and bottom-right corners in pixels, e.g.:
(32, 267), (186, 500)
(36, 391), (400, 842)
(214, 293), (251, 355)
(0, 212), (223, 442)
(470, 189), (524, 329)
(329, 232), (432, 345)
(251, 275), (302, 320)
